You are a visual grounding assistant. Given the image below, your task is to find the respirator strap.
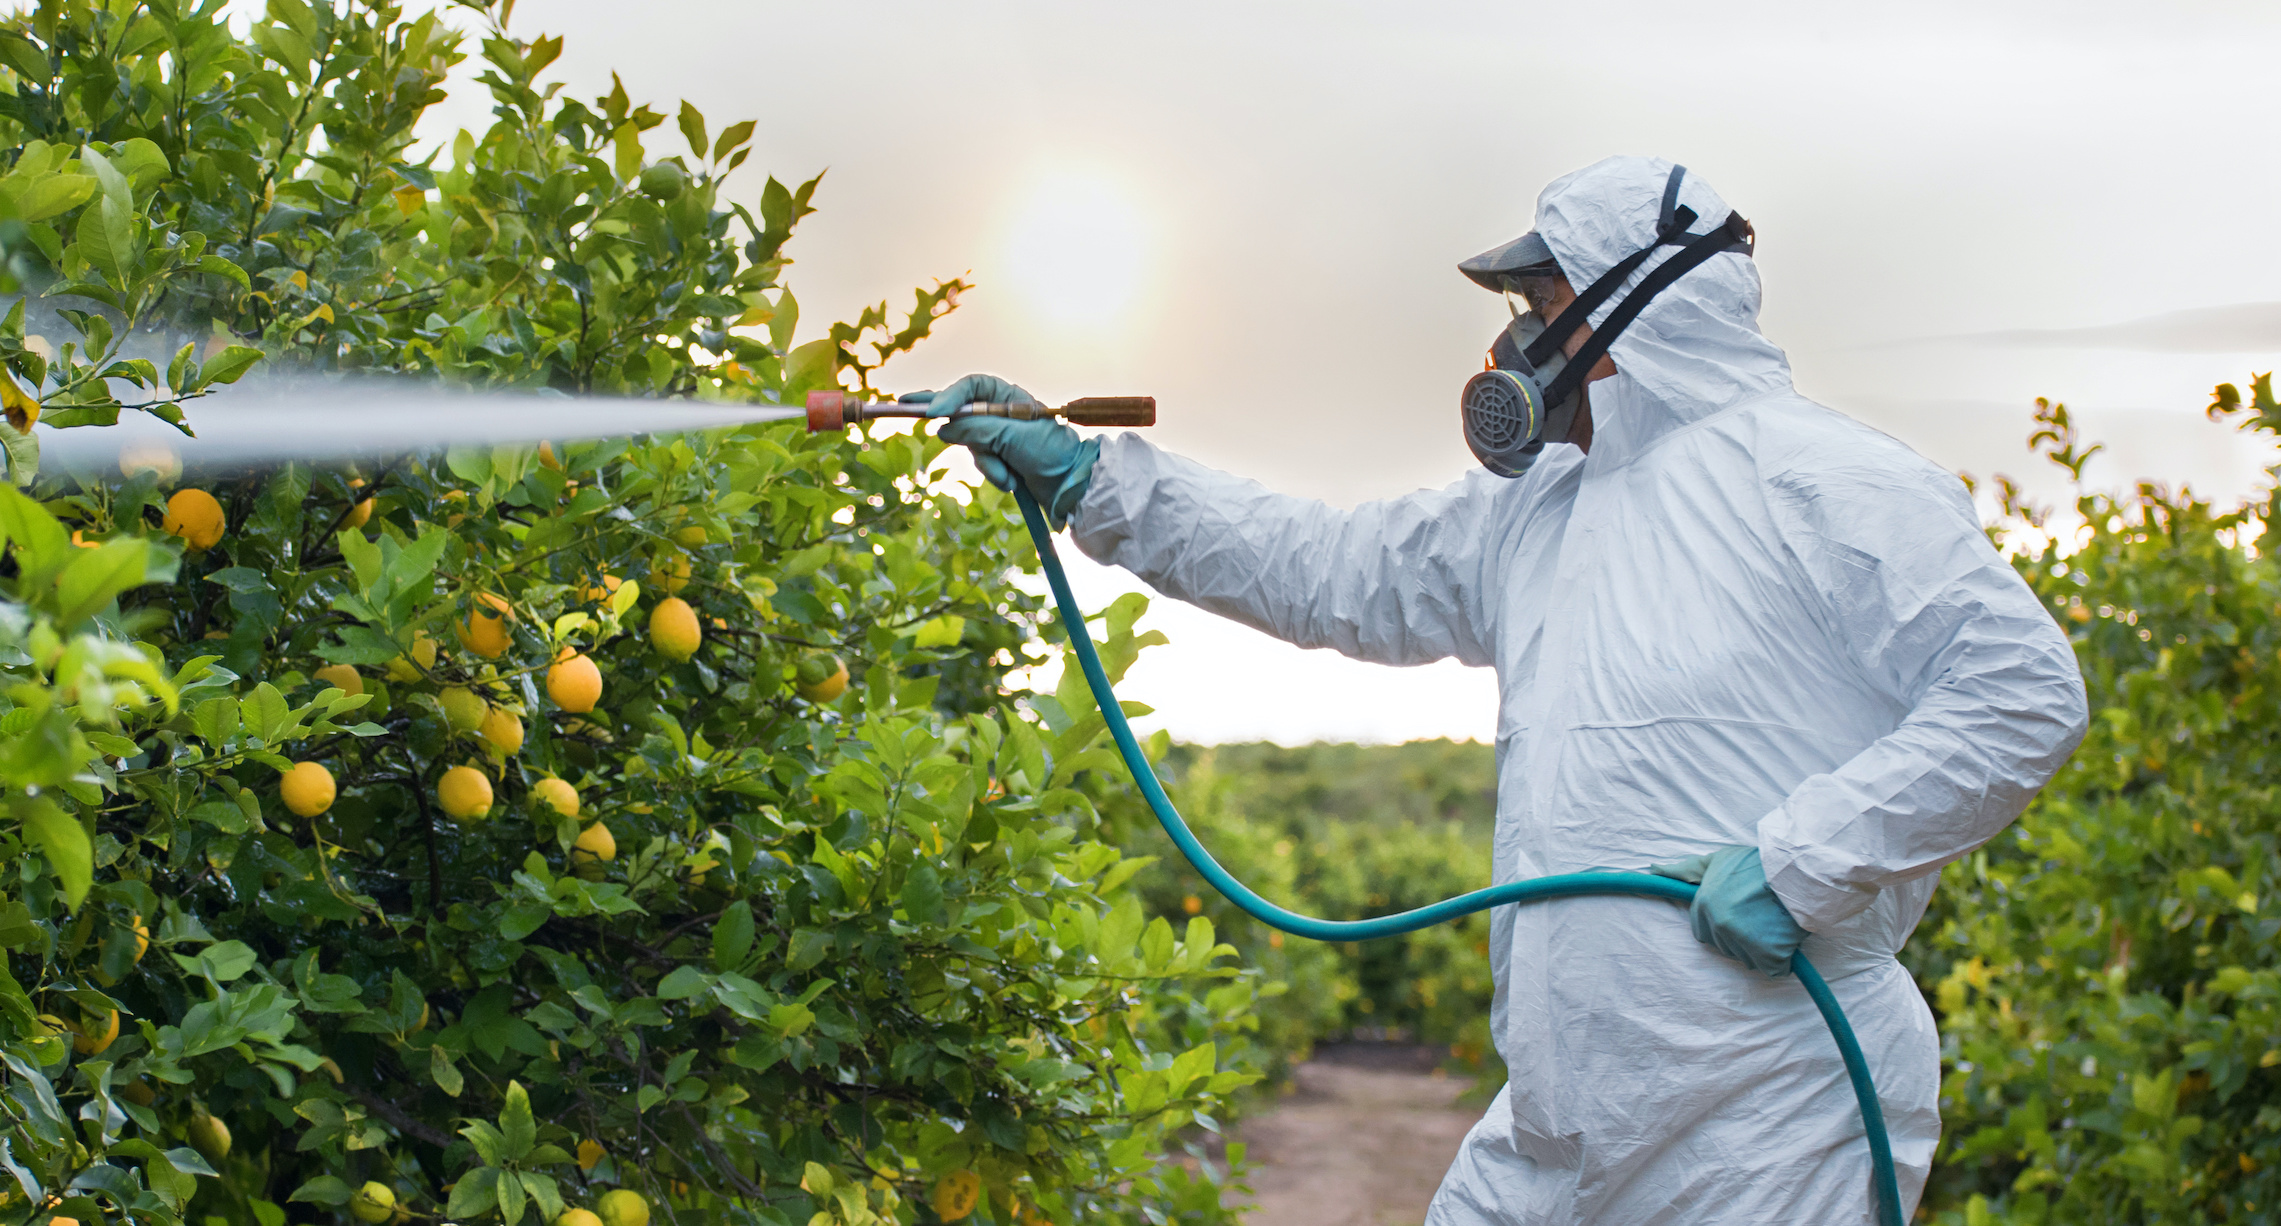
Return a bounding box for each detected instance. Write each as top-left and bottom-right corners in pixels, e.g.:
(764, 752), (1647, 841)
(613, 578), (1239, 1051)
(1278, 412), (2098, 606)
(1521, 211), (1692, 370)
(1539, 211), (1754, 408)
(1522, 165), (1751, 372)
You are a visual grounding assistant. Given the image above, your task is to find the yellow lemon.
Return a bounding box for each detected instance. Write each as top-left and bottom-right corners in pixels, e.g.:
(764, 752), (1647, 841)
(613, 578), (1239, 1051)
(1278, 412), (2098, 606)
(479, 706), (524, 756)
(583, 573), (622, 603)
(650, 549), (692, 594)
(554, 1211), (602, 1226)
(311, 664), (364, 696)
(187, 1111), (231, 1164)
(531, 777), (579, 821)
(648, 597), (701, 661)
(119, 440), (181, 484)
(385, 632), (437, 682)
(162, 489), (226, 550)
(671, 525), (707, 548)
(440, 686), (489, 733)
(538, 440), (565, 472)
(63, 1009), (119, 1056)
(596, 1189), (648, 1226)
(1013, 1199), (1051, 1226)
(796, 654), (849, 703)
(458, 592), (514, 658)
(350, 1182), (396, 1224)
(573, 821), (616, 864)
(280, 762), (336, 817)
(930, 1171), (981, 1221)
(438, 766), (493, 821)
(343, 496), (374, 529)
(547, 649), (602, 713)
(130, 916), (149, 963)
(576, 1139), (605, 1171)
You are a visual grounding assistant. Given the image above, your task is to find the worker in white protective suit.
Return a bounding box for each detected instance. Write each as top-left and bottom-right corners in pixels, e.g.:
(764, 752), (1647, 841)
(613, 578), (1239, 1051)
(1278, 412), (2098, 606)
(927, 155), (2089, 1224)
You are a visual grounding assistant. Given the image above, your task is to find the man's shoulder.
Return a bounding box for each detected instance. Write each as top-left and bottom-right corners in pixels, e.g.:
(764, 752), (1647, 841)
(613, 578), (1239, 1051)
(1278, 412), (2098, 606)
(1726, 394), (1965, 502)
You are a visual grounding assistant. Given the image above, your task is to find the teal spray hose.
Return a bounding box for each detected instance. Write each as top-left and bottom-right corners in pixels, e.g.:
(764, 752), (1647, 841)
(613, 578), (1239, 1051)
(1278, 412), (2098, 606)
(1008, 486), (1906, 1226)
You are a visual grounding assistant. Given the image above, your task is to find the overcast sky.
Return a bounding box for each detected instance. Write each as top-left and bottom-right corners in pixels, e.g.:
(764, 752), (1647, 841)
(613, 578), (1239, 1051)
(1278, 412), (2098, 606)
(428, 1), (2281, 744)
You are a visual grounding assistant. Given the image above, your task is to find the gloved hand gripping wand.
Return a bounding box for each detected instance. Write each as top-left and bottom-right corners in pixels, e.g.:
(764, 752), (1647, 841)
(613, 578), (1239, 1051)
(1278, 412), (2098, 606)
(810, 398), (1905, 1226)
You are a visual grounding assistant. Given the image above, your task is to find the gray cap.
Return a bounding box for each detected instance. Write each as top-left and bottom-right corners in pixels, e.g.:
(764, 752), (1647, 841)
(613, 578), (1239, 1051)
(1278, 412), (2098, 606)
(1457, 231), (1560, 292)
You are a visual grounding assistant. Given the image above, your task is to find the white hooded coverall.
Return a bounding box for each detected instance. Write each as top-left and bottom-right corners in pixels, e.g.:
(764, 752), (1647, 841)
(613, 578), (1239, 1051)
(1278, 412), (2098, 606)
(1066, 157), (2089, 1223)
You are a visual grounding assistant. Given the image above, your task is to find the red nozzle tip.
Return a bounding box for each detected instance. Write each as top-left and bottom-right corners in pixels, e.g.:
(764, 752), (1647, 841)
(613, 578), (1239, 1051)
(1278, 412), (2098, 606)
(805, 390), (847, 432)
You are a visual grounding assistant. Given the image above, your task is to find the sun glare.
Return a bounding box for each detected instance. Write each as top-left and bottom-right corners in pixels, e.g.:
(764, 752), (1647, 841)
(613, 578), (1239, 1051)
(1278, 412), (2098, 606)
(1002, 170), (1148, 330)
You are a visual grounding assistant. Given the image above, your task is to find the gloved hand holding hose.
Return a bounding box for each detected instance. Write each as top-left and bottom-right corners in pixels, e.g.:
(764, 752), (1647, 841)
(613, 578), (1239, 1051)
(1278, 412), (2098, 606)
(922, 374), (1099, 531)
(1651, 844), (1809, 978)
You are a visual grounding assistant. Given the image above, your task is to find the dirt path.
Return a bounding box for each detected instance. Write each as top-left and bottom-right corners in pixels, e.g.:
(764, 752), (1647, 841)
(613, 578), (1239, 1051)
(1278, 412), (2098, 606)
(1233, 1045), (1486, 1226)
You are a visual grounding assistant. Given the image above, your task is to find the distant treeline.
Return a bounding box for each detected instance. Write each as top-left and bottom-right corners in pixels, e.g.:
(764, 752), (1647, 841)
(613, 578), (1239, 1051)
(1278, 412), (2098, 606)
(1156, 738), (1498, 834)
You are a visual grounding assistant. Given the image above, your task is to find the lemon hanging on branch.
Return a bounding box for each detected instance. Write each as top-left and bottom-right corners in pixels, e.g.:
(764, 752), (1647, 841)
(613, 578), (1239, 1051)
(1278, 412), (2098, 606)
(440, 686), (488, 733)
(350, 1182), (396, 1224)
(187, 1111), (231, 1164)
(311, 664), (363, 696)
(280, 761), (336, 817)
(572, 821), (615, 879)
(931, 1171), (981, 1221)
(386, 632), (438, 682)
(162, 489), (226, 550)
(596, 1189), (649, 1226)
(649, 596), (701, 660)
(458, 592), (514, 658)
(480, 706), (524, 756)
(532, 777), (579, 821)
(797, 653), (849, 703)
(438, 766), (493, 821)
(548, 649), (603, 712)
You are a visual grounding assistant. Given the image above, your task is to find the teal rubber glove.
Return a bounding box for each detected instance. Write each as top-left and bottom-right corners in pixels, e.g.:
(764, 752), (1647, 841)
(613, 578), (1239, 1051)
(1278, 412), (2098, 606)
(1650, 844), (1807, 978)
(923, 374), (1099, 531)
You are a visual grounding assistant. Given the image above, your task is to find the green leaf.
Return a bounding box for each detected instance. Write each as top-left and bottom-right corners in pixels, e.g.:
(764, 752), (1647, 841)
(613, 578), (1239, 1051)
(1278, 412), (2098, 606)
(911, 615), (965, 649)
(786, 927), (831, 973)
(498, 1080), (535, 1162)
(197, 255), (251, 291)
(635, 1084), (666, 1113)
(191, 697), (240, 747)
(6, 172), (94, 223)
(901, 864), (946, 926)
(431, 1044), (464, 1097)
(677, 101), (706, 161)
(711, 900), (755, 971)
(712, 120), (756, 162)
(77, 145), (130, 207)
(444, 1166), (497, 1219)
(197, 345), (263, 387)
(16, 795), (89, 908)
(518, 1172), (564, 1222)
(52, 537), (148, 624)
(0, 483), (71, 580)
(1140, 916), (1175, 971)
(337, 528), (382, 590)
(191, 940), (257, 983)
(240, 681), (292, 744)
(288, 1176), (351, 1205)
(656, 965), (710, 999)
(1099, 893), (1144, 962)
(74, 193), (142, 288)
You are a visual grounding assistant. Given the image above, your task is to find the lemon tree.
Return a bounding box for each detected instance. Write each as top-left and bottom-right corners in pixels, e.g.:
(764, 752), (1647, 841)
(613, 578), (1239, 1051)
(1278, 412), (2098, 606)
(0, 5), (1263, 1226)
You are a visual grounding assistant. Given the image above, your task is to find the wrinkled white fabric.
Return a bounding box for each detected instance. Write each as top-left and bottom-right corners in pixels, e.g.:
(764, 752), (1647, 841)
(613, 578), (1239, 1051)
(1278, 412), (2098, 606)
(1069, 155), (2088, 1223)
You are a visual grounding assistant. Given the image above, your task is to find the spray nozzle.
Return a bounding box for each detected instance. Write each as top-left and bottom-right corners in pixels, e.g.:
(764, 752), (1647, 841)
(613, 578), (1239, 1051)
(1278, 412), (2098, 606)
(804, 391), (1156, 433)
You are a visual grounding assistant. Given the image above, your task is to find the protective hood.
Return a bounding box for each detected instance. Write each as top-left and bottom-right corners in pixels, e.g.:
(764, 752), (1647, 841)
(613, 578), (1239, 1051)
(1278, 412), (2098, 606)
(1532, 157), (1794, 463)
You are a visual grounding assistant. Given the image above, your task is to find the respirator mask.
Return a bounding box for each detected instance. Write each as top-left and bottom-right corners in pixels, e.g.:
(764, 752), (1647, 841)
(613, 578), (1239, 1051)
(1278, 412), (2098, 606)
(1455, 165), (1754, 478)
